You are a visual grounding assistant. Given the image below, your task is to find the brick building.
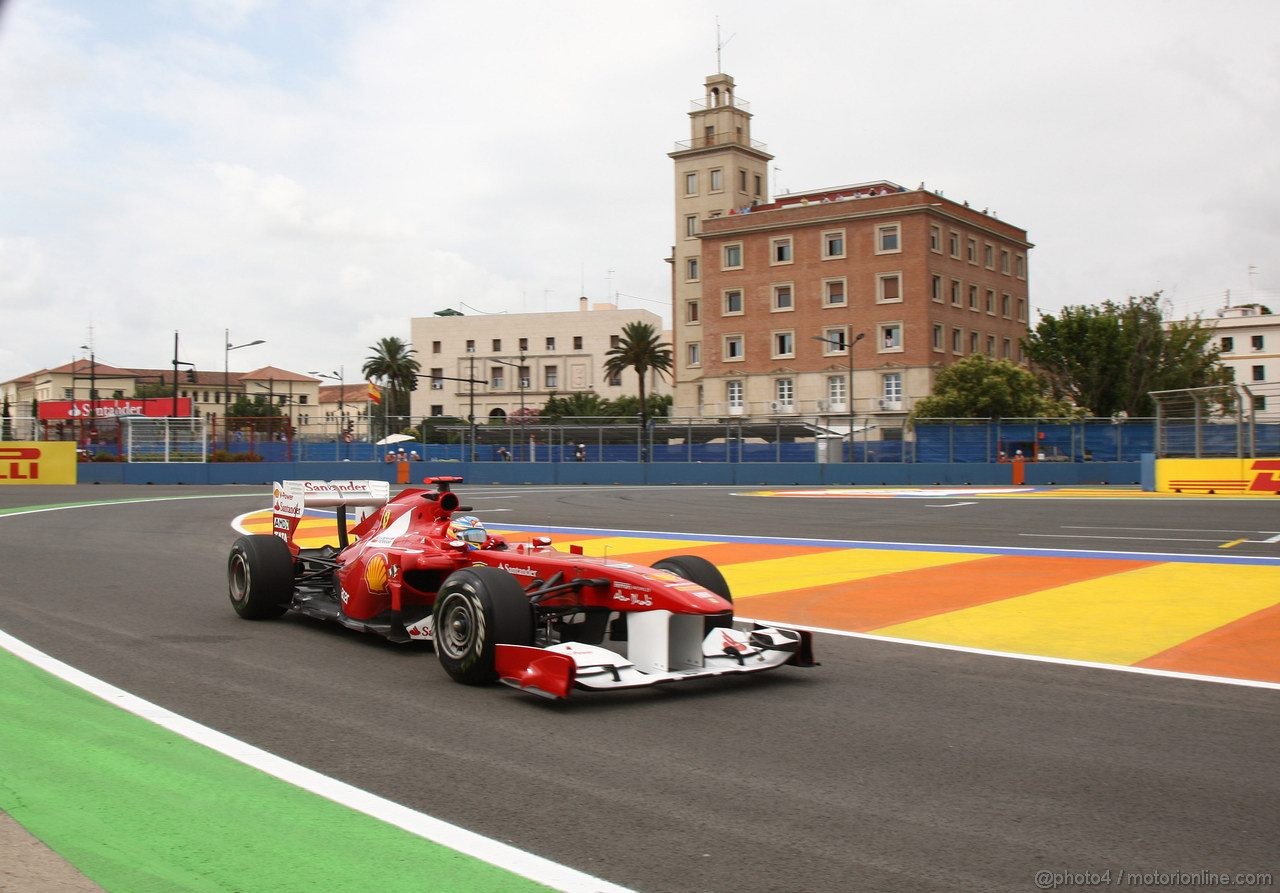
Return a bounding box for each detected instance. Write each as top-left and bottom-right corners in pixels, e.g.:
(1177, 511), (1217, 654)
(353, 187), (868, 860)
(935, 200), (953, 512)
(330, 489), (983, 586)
(669, 72), (1032, 434)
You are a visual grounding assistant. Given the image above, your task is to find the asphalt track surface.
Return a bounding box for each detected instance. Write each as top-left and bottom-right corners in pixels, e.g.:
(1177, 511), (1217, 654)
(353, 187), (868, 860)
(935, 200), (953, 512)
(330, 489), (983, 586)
(2, 484), (1279, 893)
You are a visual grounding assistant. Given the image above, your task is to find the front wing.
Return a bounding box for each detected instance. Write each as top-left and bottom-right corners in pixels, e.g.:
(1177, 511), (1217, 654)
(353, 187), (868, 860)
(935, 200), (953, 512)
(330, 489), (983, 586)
(495, 617), (815, 700)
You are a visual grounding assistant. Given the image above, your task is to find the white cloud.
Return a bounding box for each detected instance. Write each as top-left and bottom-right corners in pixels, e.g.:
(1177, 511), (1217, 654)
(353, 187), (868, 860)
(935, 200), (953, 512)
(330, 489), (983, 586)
(2, 0), (1279, 382)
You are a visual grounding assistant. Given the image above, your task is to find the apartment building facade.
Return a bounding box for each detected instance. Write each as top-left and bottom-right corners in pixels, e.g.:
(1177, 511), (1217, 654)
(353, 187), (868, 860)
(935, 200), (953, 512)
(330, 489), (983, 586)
(407, 300), (670, 422)
(669, 73), (1032, 432)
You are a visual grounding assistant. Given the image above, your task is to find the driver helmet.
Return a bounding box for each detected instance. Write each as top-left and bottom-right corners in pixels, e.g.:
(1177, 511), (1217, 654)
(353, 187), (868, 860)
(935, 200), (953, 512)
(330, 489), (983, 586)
(448, 515), (488, 547)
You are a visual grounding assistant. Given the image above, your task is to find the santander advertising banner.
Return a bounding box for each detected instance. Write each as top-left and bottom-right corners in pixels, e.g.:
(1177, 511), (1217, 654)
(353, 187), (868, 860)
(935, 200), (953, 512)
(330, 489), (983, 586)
(37, 398), (194, 421)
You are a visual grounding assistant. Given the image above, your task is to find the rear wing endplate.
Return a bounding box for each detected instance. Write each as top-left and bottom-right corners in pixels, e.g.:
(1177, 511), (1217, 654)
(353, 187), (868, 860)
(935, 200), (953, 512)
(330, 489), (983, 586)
(272, 480), (391, 548)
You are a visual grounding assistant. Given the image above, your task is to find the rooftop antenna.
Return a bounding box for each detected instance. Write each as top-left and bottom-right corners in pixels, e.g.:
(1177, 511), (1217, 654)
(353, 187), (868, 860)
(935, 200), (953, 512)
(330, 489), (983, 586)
(1248, 264), (1257, 304)
(606, 268), (615, 302)
(716, 16), (734, 73)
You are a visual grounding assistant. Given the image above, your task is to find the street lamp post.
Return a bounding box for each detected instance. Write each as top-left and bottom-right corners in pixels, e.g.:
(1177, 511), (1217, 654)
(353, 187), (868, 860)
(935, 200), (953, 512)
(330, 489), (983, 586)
(310, 366), (346, 457)
(79, 345), (96, 446)
(493, 351), (527, 458)
(813, 330), (864, 457)
(225, 330), (265, 446)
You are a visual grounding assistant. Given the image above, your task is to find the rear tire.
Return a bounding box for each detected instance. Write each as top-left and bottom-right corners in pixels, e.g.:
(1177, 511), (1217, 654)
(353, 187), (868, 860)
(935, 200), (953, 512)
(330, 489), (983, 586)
(433, 567), (533, 685)
(652, 555), (734, 632)
(228, 535), (294, 620)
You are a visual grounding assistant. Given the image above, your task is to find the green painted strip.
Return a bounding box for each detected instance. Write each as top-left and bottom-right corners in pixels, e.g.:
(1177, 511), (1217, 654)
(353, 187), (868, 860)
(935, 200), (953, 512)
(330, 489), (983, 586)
(0, 648), (552, 893)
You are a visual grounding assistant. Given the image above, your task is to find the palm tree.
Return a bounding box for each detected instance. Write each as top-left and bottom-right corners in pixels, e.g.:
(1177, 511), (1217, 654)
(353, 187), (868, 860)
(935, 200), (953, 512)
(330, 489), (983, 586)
(363, 337), (421, 435)
(602, 321), (673, 459)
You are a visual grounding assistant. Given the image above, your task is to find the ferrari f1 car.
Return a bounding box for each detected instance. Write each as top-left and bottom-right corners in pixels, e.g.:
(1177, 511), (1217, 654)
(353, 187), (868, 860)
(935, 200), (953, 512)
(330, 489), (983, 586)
(227, 477), (814, 699)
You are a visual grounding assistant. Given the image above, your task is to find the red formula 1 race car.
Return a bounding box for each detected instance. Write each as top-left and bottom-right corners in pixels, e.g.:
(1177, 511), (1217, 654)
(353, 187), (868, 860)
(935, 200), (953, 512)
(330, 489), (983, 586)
(228, 477), (814, 699)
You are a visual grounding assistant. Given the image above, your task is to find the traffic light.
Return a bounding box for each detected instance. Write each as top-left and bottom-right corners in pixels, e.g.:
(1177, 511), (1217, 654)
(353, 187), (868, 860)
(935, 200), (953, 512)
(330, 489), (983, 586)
(186, 368), (197, 383)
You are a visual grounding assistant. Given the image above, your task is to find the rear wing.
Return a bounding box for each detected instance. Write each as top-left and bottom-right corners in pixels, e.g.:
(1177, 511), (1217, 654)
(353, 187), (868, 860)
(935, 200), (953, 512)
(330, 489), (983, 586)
(272, 480), (391, 548)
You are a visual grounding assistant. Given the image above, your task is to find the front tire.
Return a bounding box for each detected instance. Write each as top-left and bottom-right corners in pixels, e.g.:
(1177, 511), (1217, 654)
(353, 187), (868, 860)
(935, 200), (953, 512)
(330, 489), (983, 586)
(432, 567), (533, 685)
(228, 535), (294, 620)
(652, 555), (733, 632)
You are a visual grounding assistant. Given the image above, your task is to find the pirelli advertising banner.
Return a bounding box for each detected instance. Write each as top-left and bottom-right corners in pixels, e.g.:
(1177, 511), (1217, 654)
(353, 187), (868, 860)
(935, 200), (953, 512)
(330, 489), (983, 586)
(0, 443), (77, 485)
(1156, 457), (1280, 496)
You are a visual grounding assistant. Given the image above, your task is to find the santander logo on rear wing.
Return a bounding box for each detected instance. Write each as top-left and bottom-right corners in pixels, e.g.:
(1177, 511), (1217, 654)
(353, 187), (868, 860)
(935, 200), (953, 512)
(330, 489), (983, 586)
(271, 480), (391, 544)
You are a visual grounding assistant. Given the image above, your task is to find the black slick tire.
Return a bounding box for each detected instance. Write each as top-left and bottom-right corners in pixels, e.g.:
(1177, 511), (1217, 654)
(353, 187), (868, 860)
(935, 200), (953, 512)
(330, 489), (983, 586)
(652, 555), (734, 632)
(432, 567), (533, 685)
(228, 535), (294, 620)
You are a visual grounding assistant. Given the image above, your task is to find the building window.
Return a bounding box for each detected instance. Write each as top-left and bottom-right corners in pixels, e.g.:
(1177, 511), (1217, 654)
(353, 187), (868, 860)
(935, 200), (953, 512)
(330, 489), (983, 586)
(820, 327), (849, 353)
(724, 335), (744, 361)
(986, 288), (996, 315)
(882, 373), (903, 405)
(984, 243), (995, 269)
(771, 237), (793, 264)
(1017, 297), (1027, 322)
(738, 168), (747, 192)
(1252, 335), (1265, 350)
(824, 279), (846, 306)
(710, 168), (723, 192)
(1002, 337), (1012, 359)
(948, 231), (961, 258)
(429, 368), (444, 389)
(827, 375), (846, 407)
(773, 284), (794, 311)
(492, 339), (502, 351)
(727, 380), (744, 408)
(774, 378), (794, 409)
(545, 366), (558, 388)
(430, 405), (443, 417)
(877, 273), (902, 303)
(773, 331), (795, 358)
(686, 257), (699, 281)
(987, 335), (997, 356)
(723, 289), (743, 315)
(687, 343), (701, 367)
(879, 323), (903, 352)
(1001, 250), (1011, 274)
(754, 174), (762, 196)
(685, 215), (698, 238)
(723, 243), (743, 269)
(967, 238), (977, 264)
(610, 335), (621, 349)
(876, 224), (901, 254)
(608, 370), (623, 386)
(951, 279), (962, 306)
(490, 368), (504, 389)
(1001, 294), (1011, 318)
(969, 331), (980, 354)
(952, 327), (964, 353)
(1254, 395), (1268, 411)
(432, 340), (441, 354)
(518, 337), (528, 351)
(1221, 336), (1234, 352)
(686, 299), (700, 323)
(969, 284), (979, 311)
(685, 172), (697, 195)
(546, 336), (556, 350)
(930, 225), (942, 253)
(823, 230), (846, 259)
(465, 340), (475, 353)
(932, 324), (944, 352)
(573, 336), (583, 350)
(1016, 254), (1026, 279)
(1252, 364), (1266, 382)
(931, 275), (943, 303)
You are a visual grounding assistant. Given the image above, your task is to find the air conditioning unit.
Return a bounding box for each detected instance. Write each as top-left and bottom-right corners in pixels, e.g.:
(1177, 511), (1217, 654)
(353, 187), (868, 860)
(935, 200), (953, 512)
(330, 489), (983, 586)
(520, 378), (531, 388)
(817, 399), (830, 411)
(430, 381), (444, 390)
(770, 401), (781, 412)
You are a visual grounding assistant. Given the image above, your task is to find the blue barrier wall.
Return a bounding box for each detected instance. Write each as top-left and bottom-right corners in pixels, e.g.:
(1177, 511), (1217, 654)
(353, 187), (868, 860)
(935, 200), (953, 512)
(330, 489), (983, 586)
(77, 460), (1141, 487)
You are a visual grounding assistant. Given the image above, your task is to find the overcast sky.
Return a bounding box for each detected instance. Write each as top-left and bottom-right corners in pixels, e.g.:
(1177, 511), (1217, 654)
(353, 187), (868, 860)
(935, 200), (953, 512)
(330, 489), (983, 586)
(2, 0), (1278, 385)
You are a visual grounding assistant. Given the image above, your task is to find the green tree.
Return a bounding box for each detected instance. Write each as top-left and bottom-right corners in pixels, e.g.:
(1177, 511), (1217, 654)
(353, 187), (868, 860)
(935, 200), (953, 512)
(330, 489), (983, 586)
(1024, 293), (1228, 417)
(363, 336), (421, 435)
(541, 391), (614, 421)
(602, 321), (673, 448)
(611, 393), (673, 421)
(910, 355), (1076, 420)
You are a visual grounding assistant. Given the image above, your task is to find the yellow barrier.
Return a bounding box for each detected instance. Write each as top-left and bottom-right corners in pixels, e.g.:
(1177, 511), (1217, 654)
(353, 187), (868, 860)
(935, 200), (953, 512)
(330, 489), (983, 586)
(0, 443), (77, 485)
(1156, 457), (1280, 496)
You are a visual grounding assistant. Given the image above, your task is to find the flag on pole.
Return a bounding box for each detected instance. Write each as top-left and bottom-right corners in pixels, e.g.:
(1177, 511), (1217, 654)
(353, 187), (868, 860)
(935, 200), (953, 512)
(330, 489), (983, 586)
(367, 380), (382, 405)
